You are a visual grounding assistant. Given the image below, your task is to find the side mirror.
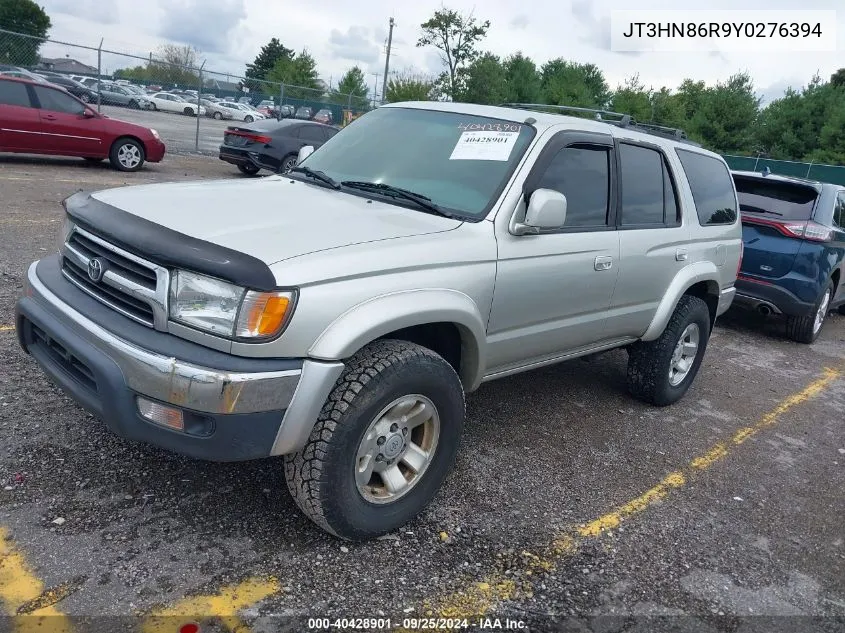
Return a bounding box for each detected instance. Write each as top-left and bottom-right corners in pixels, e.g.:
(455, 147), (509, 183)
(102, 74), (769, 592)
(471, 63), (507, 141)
(297, 145), (315, 164)
(512, 188), (568, 235)
(82, 108), (96, 118)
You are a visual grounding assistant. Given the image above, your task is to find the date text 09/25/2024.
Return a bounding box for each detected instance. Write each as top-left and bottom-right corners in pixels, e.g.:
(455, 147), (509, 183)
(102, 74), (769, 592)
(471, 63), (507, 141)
(307, 617), (528, 630)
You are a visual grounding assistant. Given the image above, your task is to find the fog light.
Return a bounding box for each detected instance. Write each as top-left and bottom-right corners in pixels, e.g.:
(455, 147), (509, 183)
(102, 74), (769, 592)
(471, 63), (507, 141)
(137, 396), (184, 431)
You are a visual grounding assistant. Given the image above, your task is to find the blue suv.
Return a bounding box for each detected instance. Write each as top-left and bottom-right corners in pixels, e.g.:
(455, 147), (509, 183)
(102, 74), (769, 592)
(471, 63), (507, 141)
(731, 170), (845, 343)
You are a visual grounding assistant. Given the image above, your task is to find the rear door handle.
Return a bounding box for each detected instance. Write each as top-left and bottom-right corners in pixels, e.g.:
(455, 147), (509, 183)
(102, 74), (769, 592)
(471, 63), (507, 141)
(676, 248), (688, 261)
(43, 115), (56, 121)
(594, 255), (613, 271)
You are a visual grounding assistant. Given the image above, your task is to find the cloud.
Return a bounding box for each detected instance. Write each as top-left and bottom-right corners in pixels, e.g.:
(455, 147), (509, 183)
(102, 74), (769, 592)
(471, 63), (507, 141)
(44, 0), (119, 24)
(328, 26), (380, 65)
(510, 15), (529, 30)
(158, 0), (246, 54)
(570, 0), (639, 57)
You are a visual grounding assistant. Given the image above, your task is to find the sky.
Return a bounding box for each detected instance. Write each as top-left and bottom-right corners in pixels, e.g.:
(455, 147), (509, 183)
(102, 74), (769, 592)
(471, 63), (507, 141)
(33, 0), (844, 103)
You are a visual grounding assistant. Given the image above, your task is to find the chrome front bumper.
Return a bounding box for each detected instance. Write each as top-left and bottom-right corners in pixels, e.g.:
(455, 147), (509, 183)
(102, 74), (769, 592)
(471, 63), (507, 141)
(19, 261), (344, 458)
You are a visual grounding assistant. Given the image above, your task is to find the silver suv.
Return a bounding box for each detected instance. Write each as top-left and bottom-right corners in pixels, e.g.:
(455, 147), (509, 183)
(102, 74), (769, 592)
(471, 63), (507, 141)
(16, 102), (742, 540)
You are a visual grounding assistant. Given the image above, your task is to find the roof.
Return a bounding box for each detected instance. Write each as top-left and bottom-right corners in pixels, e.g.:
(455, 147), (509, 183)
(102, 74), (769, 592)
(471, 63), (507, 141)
(38, 58), (98, 74)
(381, 101), (723, 158)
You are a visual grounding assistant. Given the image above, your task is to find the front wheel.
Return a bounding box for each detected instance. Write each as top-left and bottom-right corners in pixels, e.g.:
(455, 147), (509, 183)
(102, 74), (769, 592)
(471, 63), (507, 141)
(213, 111), (222, 120)
(284, 340), (465, 540)
(244, 115), (254, 123)
(109, 138), (145, 172)
(786, 282), (833, 344)
(183, 107), (194, 116)
(129, 100), (139, 109)
(627, 295), (711, 406)
(280, 154), (297, 173)
(79, 93), (91, 103)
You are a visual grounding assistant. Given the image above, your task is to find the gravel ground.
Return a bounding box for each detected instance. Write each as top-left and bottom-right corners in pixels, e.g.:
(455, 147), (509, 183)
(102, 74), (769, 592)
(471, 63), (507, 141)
(0, 154), (843, 632)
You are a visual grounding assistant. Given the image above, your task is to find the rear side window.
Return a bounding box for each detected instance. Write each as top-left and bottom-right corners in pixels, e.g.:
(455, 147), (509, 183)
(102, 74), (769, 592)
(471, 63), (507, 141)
(0, 80), (31, 107)
(734, 176), (818, 221)
(833, 192), (845, 228)
(676, 149), (738, 225)
(536, 145), (610, 228)
(33, 85), (85, 115)
(619, 143), (679, 226)
(298, 125), (325, 143)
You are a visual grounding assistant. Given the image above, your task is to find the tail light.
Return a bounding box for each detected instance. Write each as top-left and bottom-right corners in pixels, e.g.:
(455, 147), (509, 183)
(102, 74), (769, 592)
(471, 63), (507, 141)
(225, 130), (271, 144)
(741, 216), (833, 242)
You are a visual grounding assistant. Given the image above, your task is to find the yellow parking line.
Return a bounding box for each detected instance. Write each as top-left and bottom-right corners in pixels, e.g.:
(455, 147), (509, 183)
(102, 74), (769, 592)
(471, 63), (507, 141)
(0, 527), (75, 632)
(0, 326), (15, 332)
(419, 366), (842, 622)
(140, 576), (280, 633)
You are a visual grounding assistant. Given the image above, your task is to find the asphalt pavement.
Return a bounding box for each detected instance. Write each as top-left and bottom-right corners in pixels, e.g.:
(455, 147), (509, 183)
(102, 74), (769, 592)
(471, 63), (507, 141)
(0, 153), (843, 632)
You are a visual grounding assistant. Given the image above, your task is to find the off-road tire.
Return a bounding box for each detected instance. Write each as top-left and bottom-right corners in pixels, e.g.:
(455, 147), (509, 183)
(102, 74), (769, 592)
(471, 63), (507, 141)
(627, 295), (711, 406)
(284, 340), (465, 540)
(237, 163), (260, 176)
(838, 303), (845, 316)
(786, 282), (833, 344)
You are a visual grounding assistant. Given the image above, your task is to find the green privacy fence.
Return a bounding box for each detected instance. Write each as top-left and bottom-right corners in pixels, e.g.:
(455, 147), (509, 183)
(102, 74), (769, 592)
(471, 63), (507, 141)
(723, 155), (845, 186)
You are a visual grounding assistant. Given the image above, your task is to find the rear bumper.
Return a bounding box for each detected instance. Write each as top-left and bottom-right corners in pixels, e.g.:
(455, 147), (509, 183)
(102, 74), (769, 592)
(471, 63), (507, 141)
(733, 276), (815, 317)
(218, 146), (278, 171)
(16, 259), (344, 461)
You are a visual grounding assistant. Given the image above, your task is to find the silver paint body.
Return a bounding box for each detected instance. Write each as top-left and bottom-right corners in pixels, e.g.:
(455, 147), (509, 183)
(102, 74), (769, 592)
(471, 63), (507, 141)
(37, 102), (742, 455)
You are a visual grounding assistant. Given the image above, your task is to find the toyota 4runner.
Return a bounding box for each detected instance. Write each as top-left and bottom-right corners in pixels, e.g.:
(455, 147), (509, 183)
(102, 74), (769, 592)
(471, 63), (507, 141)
(15, 102), (742, 540)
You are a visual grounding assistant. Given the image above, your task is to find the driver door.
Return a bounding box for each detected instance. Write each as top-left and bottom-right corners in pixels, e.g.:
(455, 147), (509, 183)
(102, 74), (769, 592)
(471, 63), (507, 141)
(32, 84), (105, 156)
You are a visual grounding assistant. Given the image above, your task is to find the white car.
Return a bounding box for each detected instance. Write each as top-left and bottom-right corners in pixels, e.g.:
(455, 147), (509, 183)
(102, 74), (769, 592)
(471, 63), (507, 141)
(220, 102), (266, 123)
(147, 92), (206, 116)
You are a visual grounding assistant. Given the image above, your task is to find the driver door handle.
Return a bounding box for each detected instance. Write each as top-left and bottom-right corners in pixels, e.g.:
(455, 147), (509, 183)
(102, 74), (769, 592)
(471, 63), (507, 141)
(594, 255), (613, 271)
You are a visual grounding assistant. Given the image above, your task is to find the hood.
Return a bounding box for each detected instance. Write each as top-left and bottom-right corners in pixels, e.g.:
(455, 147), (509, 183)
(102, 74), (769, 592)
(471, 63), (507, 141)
(90, 176), (462, 265)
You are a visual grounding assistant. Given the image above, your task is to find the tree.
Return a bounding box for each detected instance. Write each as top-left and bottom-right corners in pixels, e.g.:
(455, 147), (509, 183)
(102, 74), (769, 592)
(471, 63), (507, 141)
(540, 59), (609, 109)
(690, 72), (760, 154)
(457, 52), (507, 104)
(417, 6), (490, 99)
(245, 37), (294, 90)
(267, 49), (320, 99)
(649, 87), (687, 129)
(503, 52), (540, 104)
(114, 44), (200, 87)
(609, 74), (652, 122)
(675, 79), (707, 121)
(331, 66), (368, 107)
(385, 71), (436, 103)
(0, 0), (51, 66)
(831, 68), (845, 88)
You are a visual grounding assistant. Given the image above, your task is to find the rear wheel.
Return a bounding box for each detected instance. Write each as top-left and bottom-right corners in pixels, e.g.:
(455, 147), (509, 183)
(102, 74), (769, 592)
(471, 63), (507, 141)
(79, 93), (91, 103)
(213, 111), (222, 120)
(183, 107), (194, 116)
(237, 163), (260, 176)
(838, 304), (845, 316)
(786, 282), (833, 344)
(244, 115), (254, 123)
(627, 295), (711, 406)
(284, 340), (465, 540)
(150, 103), (157, 111)
(109, 138), (145, 172)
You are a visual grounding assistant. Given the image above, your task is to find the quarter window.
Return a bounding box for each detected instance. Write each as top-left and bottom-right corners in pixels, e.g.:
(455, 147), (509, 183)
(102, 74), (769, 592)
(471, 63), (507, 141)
(0, 80), (31, 107)
(535, 145), (611, 227)
(33, 86), (85, 115)
(676, 149), (738, 225)
(298, 125), (325, 143)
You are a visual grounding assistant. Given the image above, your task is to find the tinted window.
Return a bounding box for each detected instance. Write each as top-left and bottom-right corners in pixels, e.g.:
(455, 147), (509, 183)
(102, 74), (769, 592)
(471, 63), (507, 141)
(536, 145), (610, 227)
(33, 85), (84, 114)
(299, 125), (327, 143)
(0, 80), (31, 107)
(324, 127), (339, 140)
(833, 193), (845, 228)
(734, 176), (818, 221)
(676, 149), (737, 225)
(620, 144), (665, 225)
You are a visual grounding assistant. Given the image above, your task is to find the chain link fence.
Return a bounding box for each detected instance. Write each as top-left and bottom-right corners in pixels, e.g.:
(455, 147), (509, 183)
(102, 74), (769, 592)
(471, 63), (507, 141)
(1, 28), (371, 153)
(723, 154), (845, 186)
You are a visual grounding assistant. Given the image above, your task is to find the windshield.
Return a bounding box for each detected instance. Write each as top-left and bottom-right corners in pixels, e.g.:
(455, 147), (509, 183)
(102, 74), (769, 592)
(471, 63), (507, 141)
(297, 106), (535, 218)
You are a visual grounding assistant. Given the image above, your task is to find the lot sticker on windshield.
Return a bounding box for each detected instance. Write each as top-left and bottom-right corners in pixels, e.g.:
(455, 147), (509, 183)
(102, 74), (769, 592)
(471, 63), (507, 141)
(449, 131), (519, 161)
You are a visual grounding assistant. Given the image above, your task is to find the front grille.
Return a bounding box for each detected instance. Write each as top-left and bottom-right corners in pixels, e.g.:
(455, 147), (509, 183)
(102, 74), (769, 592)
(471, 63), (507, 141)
(61, 227), (166, 329)
(68, 231), (156, 289)
(30, 322), (97, 393)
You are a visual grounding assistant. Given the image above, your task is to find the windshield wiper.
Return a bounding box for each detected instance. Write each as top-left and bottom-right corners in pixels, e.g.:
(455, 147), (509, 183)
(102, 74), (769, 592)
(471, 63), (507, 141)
(740, 204), (783, 216)
(341, 181), (456, 218)
(289, 166), (340, 190)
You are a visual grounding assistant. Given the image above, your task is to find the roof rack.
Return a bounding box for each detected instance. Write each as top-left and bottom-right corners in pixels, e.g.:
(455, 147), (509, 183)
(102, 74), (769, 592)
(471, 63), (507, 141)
(499, 103), (700, 146)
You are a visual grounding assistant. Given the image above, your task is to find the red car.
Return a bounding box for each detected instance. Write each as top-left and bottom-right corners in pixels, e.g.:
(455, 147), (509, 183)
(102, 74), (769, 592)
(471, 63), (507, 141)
(0, 76), (165, 171)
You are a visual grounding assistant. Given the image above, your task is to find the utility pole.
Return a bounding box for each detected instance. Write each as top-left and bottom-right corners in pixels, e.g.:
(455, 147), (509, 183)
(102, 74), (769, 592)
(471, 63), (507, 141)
(381, 17), (394, 105)
(371, 72), (380, 106)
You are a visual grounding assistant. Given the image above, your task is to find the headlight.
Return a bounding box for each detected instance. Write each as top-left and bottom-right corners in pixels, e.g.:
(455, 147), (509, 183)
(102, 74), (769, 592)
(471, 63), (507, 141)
(169, 270), (295, 341)
(150, 128), (160, 139)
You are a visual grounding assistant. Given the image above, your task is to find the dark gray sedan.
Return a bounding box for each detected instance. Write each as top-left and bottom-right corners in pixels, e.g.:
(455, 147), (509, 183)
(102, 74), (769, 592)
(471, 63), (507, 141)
(218, 118), (340, 175)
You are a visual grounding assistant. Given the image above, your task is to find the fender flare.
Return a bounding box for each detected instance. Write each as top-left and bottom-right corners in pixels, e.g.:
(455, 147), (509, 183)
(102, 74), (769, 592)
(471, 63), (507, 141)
(641, 262), (721, 341)
(308, 288), (487, 390)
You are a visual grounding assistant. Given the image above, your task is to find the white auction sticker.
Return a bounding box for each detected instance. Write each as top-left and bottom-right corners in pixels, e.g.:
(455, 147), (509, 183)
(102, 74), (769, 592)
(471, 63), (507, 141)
(449, 131), (519, 161)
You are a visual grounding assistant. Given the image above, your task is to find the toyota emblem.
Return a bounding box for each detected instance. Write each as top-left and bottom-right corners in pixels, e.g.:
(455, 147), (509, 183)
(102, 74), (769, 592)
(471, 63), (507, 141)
(87, 257), (105, 283)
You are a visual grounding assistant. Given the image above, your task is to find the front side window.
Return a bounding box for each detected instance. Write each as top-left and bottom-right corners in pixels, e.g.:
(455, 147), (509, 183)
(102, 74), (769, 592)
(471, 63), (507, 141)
(298, 107), (536, 217)
(33, 86), (85, 115)
(676, 149), (738, 225)
(534, 145), (610, 228)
